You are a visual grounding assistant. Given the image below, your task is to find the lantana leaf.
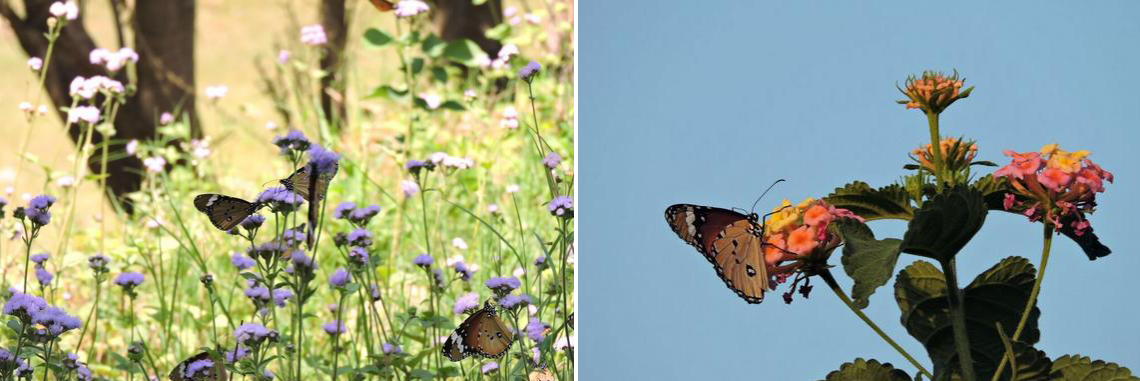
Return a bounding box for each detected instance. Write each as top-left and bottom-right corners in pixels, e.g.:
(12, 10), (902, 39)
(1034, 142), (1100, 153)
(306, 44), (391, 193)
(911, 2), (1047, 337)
(895, 257), (1042, 380)
(1050, 355), (1140, 381)
(899, 186), (987, 262)
(821, 358), (913, 381)
(825, 181), (915, 221)
(835, 219), (902, 309)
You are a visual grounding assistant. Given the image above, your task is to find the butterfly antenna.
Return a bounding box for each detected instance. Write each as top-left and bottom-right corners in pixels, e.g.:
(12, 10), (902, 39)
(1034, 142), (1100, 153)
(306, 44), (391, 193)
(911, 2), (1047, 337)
(749, 179), (786, 214)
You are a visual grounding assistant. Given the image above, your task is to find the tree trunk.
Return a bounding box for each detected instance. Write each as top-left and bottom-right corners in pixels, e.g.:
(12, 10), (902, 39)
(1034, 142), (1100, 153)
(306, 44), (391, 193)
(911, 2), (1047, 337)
(0, 0), (200, 213)
(431, 0), (503, 59)
(319, 0), (348, 131)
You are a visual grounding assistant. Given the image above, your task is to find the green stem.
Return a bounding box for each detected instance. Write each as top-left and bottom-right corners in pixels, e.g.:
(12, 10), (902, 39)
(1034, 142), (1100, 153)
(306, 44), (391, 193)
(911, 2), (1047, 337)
(990, 223), (1052, 381)
(925, 112), (945, 190)
(819, 270), (933, 379)
(940, 258), (976, 381)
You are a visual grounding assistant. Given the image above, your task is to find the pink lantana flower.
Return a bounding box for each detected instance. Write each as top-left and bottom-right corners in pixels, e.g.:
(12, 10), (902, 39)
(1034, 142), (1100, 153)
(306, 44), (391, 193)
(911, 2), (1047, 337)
(758, 198), (865, 304)
(993, 144), (1113, 236)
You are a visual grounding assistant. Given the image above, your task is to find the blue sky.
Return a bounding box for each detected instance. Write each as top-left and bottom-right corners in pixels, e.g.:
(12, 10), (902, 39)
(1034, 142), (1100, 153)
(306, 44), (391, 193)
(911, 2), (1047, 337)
(580, 1), (1139, 379)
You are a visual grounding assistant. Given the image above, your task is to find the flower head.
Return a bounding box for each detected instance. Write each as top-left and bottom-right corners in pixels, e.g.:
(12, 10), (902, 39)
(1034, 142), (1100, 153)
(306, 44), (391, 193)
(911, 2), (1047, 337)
(519, 61), (541, 81)
(307, 145), (340, 175)
(382, 342), (402, 355)
(329, 268), (351, 288)
(87, 254), (109, 273)
(300, 24), (327, 45)
(114, 272), (145, 290)
(547, 196), (573, 218)
(204, 85), (228, 100)
(322, 320), (346, 336)
(993, 144), (1112, 237)
(4, 292), (47, 322)
(349, 205), (381, 225)
(143, 156), (166, 173)
(240, 214), (265, 231)
(526, 317), (549, 342)
(413, 254), (433, 268)
(35, 267), (53, 286)
(394, 0), (429, 17)
(898, 70), (971, 114)
(401, 180), (420, 198)
(482, 362), (499, 374)
(454, 292), (479, 315)
(757, 198), (864, 303)
(257, 187), (304, 213)
(347, 228), (373, 247)
(27, 57), (42, 71)
(911, 137), (978, 173)
(542, 152), (561, 169)
(485, 277), (521, 295)
(49, 1), (79, 20)
(273, 129), (311, 155)
(67, 105), (101, 124)
(499, 294), (531, 309)
(234, 322), (275, 346)
(30, 253), (50, 266)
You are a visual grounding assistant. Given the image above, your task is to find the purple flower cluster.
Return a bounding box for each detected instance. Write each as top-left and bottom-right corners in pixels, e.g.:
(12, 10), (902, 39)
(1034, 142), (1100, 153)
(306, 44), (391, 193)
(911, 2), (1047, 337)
(25, 194), (56, 226)
(499, 293), (532, 309)
(482, 361), (499, 374)
(348, 247), (370, 266)
(347, 228), (373, 248)
(454, 292), (479, 315)
(412, 254), (433, 268)
(32, 306), (82, 336)
(548, 195), (573, 218)
(87, 254), (110, 274)
(4, 292), (48, 322)
(249, 241), (288, 260)
(232, 253), (256, 271)
(240, 214), (265, 231)
(323, 320), (346, 336)
(485, 277), (521, 294)
(519, 60), (541, 81)
(273, 288), (293, 307)
(307, 146), (341, 175)
(225, 346), (249, 364)
(272, 129), (310, 155)
(0, 348), (31, 377)
(405, 159), (435, 176)
(333, 202), (356, 219)
(382, 342), (402, 355)
(257, 187), (303, 213)
(329, 268), (350, 288)
(244, 284), (271, 303)
(183, 358), (214, 379)
(453, 261), (474, 281)
(534, 255), (548, 269)
(542, 152), (561, 169)
(234, 322), (275, 346)
(30, 253), (49, 265)
(526, 317), (549, 342)
(35, 267), (52, 287)
(114, 272), (145, 290)
(333, 202), (381, 226)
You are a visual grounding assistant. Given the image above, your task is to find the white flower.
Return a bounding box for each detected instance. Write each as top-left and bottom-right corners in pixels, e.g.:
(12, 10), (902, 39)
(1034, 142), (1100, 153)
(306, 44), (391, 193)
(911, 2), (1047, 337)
(401, 180), (419, 198)
(18, 102), (33, 113)
(473, 55), (491, 68)
(26, 57), (42, 71)
(125, 139), (138, 155)
(66, 106), (100, 124)
(190, 139), (210, 159)
(204, 85), (228, 100)
(500, 106), (519, 129)
(491, 57), (509, 70)
(143, 156), (166, 173)
(70, 76), (123, 99)
(394, 0), (429, 17)
(300, 24), (327, 46)
(265, 121), (278, 130)
(553, 334), (576, 351)
(445, 255), (465, 267)
(527, 305), (538, 316)
(502, 105), (518, 119)
(524, 13), (541, 24)
(503, 6), (518, 17)
(451, 237), (468, 251)
(464, 89), (476, 99)
(419, 93), (441, 109)
(428, 152), (449, 165)
(506, 184), (520, 194)
(55, 176), (75, 188)
(145, 216), (163, 229)
(88, 48), (110, 65)
(497, 44), (519, 60)
(95, 47), (138, 71)
(487, 204), (499, 214)
(49, 1), (78, 20)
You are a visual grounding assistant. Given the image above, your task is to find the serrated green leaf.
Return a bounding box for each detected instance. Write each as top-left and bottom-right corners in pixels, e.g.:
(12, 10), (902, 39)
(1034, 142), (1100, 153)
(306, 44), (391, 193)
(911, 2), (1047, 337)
(899, 186), (987, 262)
(825, 181), (915, 221)
(443, 39), (490, 67)
(836, 219), (902, 309)
(895, 257), (1042, 380)
(1050, 355), (1140, 381)
(363, 28), (394, 48)
(821, 358), (913, 381)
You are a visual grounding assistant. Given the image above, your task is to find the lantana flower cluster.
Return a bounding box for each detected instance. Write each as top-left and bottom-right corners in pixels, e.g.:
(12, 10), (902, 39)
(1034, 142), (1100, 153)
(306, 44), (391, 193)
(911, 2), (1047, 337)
(762, 198), (864, 303)
(993, 144), (1113, 235)
(911, 137), (978, 173)
(898, 71), (971, 114)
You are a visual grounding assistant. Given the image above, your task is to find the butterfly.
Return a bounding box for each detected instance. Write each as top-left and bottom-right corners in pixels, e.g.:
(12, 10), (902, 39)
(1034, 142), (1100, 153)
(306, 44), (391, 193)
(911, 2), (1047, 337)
(194, 194), (263, 231)
(368, 0), (395, 11)
(168, 350), (226, 381)
(529, 368), (556, 381)
(442, 301), (515, 361)
(280, 162), (339, 203)
(664, 204), (773, 304)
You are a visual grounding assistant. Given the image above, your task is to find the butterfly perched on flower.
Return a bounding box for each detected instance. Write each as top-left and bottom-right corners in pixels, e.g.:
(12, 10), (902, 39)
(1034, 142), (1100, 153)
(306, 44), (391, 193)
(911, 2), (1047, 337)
(168, 350), (226, 381)
(194, 194), (263, 231)
(443, 300), (514, 361)
(368, 0), (395, 11)
(664, 204), (773, 303)
(279, 161), (338, 203)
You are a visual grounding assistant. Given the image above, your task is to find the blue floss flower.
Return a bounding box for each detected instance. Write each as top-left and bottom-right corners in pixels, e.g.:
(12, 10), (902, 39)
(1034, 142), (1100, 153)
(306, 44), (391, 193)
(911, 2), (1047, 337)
(348, 247), (370, 266)
(382, 342), (402, 355)
(348, 205), (381, 225)
(534, 255), (548, 269)
(290, 250), (315, 272)
(499, 294), (531, 309)
(518, 60), (541, 81)
(87, 254), (110, 273)
(224, 346), (249, 364)
(526, 317), (549, 342)
(322, 320), (346, 336)
(35, 267), (52, 286)
(234, 322), (274, 346)
(307, 145), (341, 175)
(369, 284), (382, 301)
(329, 268), (350, 288)
(184, 358), (214, 378)
(28, 195), (56, 210)
(231, 253), (256, 271)
(542, 152), (561, 169)
(114, 272), (145, 289)
(240, 214), (265, 230)
(452, 261), (473, 281)
(347, 228), (373, 247)
(454, 292), (479, 315)
(32, 306), (81, 336)
(332, 202), (356, 220)
(257, 187), (303, 213)
(272, 129), (311, 154)
(548, 195), (573, 217)
(485, 277), (521, 294)
(273, 288), (293, 307)
(30, 253), (49, 266)
(412, 253), (433, 268)
(482, 361), (499, 374)
(244, 285), (271, 303)
(4, 292), (47, 321)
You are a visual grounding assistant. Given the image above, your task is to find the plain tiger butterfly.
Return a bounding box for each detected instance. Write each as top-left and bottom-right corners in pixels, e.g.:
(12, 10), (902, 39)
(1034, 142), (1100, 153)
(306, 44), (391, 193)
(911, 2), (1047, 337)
(168, 350), (226, 381)
(279, 161), (338, 203)
(442, 301), (514, 361)
(194, 194), (263, 231)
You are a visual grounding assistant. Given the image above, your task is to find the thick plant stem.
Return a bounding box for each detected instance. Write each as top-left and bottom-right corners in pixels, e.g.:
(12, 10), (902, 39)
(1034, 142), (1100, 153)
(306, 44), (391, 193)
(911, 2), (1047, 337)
(926, 112), (945, 189)
(940, 258), (976, 381)
(990, 224), (1053, 381)
(819, 270), (933, 379)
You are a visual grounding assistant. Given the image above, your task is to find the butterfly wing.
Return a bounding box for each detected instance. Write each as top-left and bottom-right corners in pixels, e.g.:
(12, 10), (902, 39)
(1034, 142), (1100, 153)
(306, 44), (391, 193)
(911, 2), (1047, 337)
(280, 162), (338, 202)
(664, 204), (768, 303)
(194, 194), (260, 231)
(443, 305), (515, 361)
(368, 0), (395, 11)
(168, 351), (226, 381)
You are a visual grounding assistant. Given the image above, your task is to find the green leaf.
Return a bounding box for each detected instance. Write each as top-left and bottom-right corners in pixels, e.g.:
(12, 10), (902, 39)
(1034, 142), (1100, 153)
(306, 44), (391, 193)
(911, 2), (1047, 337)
(895, 257), (1042, 380)
(824, 181), (915, 221)
(443, 39), (490, 67)
(971, 160), (999, 167)
(366, 85), (409, 101)
(836, 219), (902, 309)
(1050, 355), (1140, 381)
(438, 100), (466, 111)
(409, 369), (434, 380)
(485, 23), (510, 40)
(899, 186), (987, 262)
(410, 58), (425, 75)
(431, 66), (448, 83)
(421, 34), (446, 57)
(821, 358), (913, 381)
(363, 28), (394, 48)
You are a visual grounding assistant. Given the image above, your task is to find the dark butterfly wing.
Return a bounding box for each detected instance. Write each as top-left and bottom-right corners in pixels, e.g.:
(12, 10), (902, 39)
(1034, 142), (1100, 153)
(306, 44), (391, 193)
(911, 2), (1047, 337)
(280, 162), (338, 202)
(169, 351), (226, 381)
(664, 204), (768, 304)
(194, 194), (260, 231)
(442, 303), (515, 361)
(368, 0), (395, 11)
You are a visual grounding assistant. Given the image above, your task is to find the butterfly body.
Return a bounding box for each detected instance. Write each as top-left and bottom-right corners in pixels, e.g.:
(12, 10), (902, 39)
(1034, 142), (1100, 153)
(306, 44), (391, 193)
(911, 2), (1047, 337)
(664, 204), (770, 304)
(194, 194), (263, 231)
(443, 301), (515, 361)
(169, 351), (226, 381)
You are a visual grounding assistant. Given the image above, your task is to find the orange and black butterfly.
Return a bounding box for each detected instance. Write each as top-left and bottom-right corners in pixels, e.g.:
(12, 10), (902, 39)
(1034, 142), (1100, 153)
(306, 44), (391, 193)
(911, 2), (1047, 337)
(279, 162), (338, 203)
(368, 0), (395, 12)
(443, 301), (514, 361)
(168, 350), (226, 381)
(664, 204), (772, 303)
(194, 194), (264, 231)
